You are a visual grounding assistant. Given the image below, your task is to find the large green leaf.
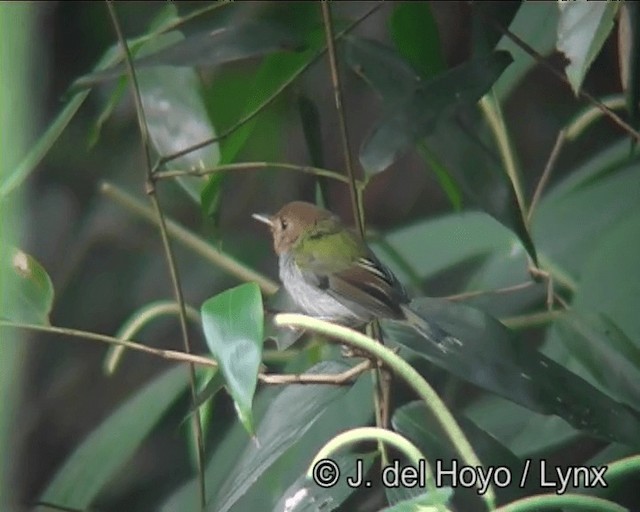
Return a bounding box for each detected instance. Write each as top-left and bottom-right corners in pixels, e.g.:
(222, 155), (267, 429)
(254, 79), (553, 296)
(344, 38), (512, 174)
(135, 28), (220, 202)
(0, 247), (54, 325)
(201, 283), (264, 434)
(464, 395), (578, 458)
(467, 139), (640, 317)
(557, 2), (620, 95)
(371, 211), (516, 285)
(388, 3), (445, 80)
(37, 366), (189, 510)
(556, 313), (640, 409)
(74, 20), (305, 88)
(236, 373), (374, 511)
(216, 30), (324, 166)
(382, 298), (640, 448)
(210, 360), (357, 512)
(494, 2), (559, 100)
(393, 401), (529, 506)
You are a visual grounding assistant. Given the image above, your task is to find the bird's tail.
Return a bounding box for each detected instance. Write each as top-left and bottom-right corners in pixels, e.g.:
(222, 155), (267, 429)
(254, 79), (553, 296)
(400, 304), (463, 351)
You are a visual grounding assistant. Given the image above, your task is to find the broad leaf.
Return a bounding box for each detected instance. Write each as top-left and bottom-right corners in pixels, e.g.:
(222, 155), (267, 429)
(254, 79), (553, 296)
(0, 247), (54, 325)
(344, 37), (512, 174)
(557, 2), (619, 95)
(38, 366), (189, 510)
(388, 3), (445, 80)
(274, 453), (376, 512)
(74, 20), (305, 88)
(464, 395), (578, 458)
(556, 313), (640, 409)
(201, 283), (264, 434)
(393, 401), (530, 506)
(382, 298), (640, 448)
(494, 2), (559, 100)
(136, 29), (219, 203)
(210, 360), (357, 512)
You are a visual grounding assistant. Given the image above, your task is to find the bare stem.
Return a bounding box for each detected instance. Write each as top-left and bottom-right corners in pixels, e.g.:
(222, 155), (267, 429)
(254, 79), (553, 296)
(320, 1), (364, 236)
(154, 161), (351, 184)
(528, 130), (566, 224)
(106, 3), (206, 507)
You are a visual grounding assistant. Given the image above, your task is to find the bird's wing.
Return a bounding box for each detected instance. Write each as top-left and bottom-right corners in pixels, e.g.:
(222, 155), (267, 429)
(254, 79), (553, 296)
(295, 228), (407, 319)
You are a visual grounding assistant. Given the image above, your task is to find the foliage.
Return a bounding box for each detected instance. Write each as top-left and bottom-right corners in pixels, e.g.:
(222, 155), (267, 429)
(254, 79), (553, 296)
(2, 2), (639, 511)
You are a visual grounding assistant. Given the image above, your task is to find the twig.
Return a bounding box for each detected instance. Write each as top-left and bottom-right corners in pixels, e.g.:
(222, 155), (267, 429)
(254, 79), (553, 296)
(445, 281), (534, 301)
(105, 3), (206, 508)
(320, 1), (364, 236)
(1, 321), (218, 367)
(528, 129), (566, 224)
(259, 359), (371, 385)
(154, 161), (351, 184)
(1, 320), (367, 385)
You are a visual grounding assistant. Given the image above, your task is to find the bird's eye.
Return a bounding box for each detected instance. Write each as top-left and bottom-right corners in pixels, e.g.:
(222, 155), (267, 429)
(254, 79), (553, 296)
(280, 218), (288, 230)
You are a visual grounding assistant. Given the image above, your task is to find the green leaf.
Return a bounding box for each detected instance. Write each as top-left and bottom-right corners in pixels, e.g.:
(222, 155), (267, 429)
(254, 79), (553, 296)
(345, 38), (512, 174)
(382, 298), (640, 448)
(0, 45), (121, 198)
(217, 27), (325, 166)
(393, 401), (529, 506)
(464, 395), (579, 457)
(136, 29), (219, 203)
(380, 488), (453, 512)
(38, 366), (188, 509)
(494, 2), (559, 100)
(274, 453), (377, 512)
(73, 20), (305, 88)
(388, 2), (445, 80)
(210, 360), (357, 512)
(557, 2), (619, 95)
(344, 36), (418, 106)
(371, 211), (516, 284)
(201, 283), (264, 434)
(556, 313), (640, 409)
(568, 210), (640, 344)
(0, 247), (54, 325)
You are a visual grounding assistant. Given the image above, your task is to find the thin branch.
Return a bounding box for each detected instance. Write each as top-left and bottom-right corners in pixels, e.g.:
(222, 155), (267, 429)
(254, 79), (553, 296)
(478, 7), (640, 143)
(154, 161), (351, 184)
(500, 310), (563, 330)
(105, 3), (206, 508)
(445, 281), (535, 302)
(1, 320), (366, 385)
(259, 359), (372, 385)
(528, 129), (566, 224)
(153, 2), (384, 172)
(1, 321), (218, 368)
(320, 1), (364, 236)
(100, 181), (279, 294)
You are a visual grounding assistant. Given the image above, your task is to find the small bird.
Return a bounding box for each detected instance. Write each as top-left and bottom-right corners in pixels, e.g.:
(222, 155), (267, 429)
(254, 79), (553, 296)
(253, 201), (456, 347)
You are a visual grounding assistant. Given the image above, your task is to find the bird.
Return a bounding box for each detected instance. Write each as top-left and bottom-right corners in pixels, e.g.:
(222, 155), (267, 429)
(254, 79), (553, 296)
(253, 201), (457, 348)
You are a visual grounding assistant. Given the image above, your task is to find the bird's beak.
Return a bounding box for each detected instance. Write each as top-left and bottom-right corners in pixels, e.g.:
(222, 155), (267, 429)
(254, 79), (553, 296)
(252, 213), (273, 226)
